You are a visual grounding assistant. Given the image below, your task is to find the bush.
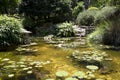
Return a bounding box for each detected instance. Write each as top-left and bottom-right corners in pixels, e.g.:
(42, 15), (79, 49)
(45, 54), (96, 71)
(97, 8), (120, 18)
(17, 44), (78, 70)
(76, 10), (97, 26)
(95, 6), (117, 24)
(56, 22), (75, 37)
(0, 15), (22, 48)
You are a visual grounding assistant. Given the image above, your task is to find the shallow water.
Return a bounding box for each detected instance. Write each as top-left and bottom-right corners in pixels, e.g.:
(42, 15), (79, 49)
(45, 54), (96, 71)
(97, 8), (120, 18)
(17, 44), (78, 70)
(0, 37), (120, 80)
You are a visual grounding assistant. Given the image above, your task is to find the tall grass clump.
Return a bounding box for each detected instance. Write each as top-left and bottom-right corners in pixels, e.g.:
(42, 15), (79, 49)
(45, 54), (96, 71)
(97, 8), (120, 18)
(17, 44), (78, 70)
(87, 21), (110, 44)
(87, 6), (120, 46)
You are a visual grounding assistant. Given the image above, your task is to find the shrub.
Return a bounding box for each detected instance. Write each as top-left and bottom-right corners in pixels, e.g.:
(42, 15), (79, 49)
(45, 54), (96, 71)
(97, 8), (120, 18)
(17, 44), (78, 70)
(76, 10), (97, 26)
(94, 6), (117, 24)
(0, 15), (22, 48)
(72, 2), (84, 19)
(56, 22), (75, 37)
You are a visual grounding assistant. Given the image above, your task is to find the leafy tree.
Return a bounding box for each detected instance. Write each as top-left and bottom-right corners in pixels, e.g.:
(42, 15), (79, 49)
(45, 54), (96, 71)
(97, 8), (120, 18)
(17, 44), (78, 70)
(0, 0), (20, 14)
(19, 0), (72, 24)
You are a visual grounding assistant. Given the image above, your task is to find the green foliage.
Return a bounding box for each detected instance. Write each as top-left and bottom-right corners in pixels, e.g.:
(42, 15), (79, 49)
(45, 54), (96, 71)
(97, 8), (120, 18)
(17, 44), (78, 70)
(90, 0), (112, 8)
(56, 22), (75, 37)
(111, 0), (120, 7)
(87, 6), (120, 46)
(0, 15), (22, 47)
(72, 2), (84, 19)
(76, 10), (97, 26)
(90, 0), (120, 8)
(22, 17), (35, 28)
(95, 6), (117, 24)
(19, 0), (72, 23)
(0, 0), (21, 14)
